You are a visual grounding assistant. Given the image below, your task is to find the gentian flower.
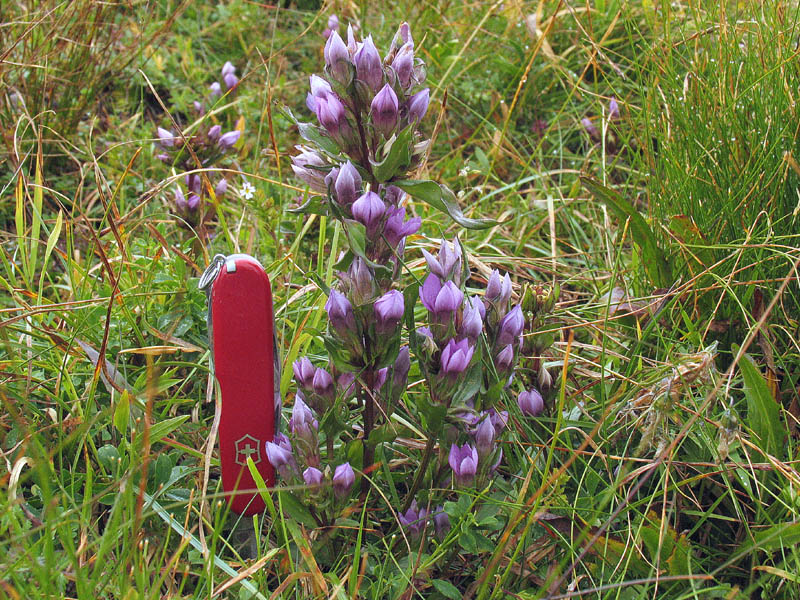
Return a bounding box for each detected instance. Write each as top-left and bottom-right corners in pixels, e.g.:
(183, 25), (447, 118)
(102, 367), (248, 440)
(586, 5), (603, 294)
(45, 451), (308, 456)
(186, 194), (200, 211)
(209, 82), (222, 98)
(217, 130), (241, 150)
(157, 127), (175, 147)
(291, 146), (328, 192)
(354, 35), (383, 92)
(448, 443), (478, 486)
(332, 462), (355, 496)
(391, 43), (414, 88)
(266, 435), (297, 479)
(293, 357), (316, 389)
(609, 97), (620, 120)
(474, 415), (495, 458)
(440, 338), (474, 376)
(433, 506), (450, 538)
(374, 290), (404, 333)
(518, 389), (544, 417)
(407, 88), (430, 123)
(315, 92), (347, 137)
(486, 270), (512, 312)
(497, 305), (524, 347)
(495, 344), (514, 371)
(306, 74), (333, 112)
(371, 84), (399, 137)
(351, 191), (385, 236)
(174, 188), (187, 211)
(312, 367), (335, 399)
(303, 466), (323, 487)
(382, 206), (421, 248)
(215, 179), (228, 197)
(421, 237), (462, 284)
(207, 125), (221, 141)
(324, 31), (351, 84)
(334, 161), (362, 207)
(325, 289), (356, 337)
(420, 274), (463, 321)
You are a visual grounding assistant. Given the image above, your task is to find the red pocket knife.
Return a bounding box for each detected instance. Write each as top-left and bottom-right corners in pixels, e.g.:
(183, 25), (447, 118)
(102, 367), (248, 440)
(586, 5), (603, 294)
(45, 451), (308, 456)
(200, 254), (280, 515)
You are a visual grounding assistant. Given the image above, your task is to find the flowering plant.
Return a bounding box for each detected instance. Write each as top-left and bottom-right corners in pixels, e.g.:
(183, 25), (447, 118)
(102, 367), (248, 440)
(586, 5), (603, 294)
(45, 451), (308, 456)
(271, 19), (556, 558)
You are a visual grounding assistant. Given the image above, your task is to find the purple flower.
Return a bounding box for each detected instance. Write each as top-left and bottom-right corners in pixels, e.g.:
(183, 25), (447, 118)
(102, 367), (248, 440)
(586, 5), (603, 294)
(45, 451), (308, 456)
(351, 191), (385, 235)
(291, 146), (327, 192)
(332, 462), (355, 496)
(221, 61), (236, 78)
(324, 31), (351, 84)
(209, 82), (222, 98)
(215, 179), (228, 197)
(354, 35), (383, 92)
(346, 24), (358, 54)
(389, 22), (413, 56)
(344, 257), (374, 305)
(289, 394), (318, 441)
(497, 305), (524, 347)
(373, 367), (389, 390)
(422, 238), (462, 284)
(487, 408), (509, 435)
(325, 289), (356, 337)
(407, 88), (430, 123)
(474, 415), (495, 458)
(399, 500), (429, 537)
(371, 84), (399, 137)
(327, 14), (339, 31)
(518, 389), (544, 417)
(420, 274), (463, 320)
(217, 130), (241, 150)
(581, 117), (599, 140)
(207, 125), (221, 141)
(174, 188), (187, 211)
(315, 92), (348, 138)
(495, 344), (514, 371)
(223, 72), (239, 90)
(185, 174), (201, 194)
(338, 372), (356, 398)
(448, 443), (478, 487)
(306, 74), (333, 112)
(334, 161), (362, 207)
(460, 297), (483, 341)
(609, 97), (620, 120)
(187, 194), (200, 211)
(303, 466), (323, 487)
(433, 506), (450, 538)
(193, 100), (204, 114)
(374, 290), (404, 333)
(383, 206), (421, 248)
(392, 43), (414, 88)
(312, 367), (335, 399)
(486, 270), (512, 310)
(293, 357), (316, 389)
(157, 127), (175, 148)
(266, 436), (296, 479)
(393, 346), (410, 387)
(440, 338), (474, 376)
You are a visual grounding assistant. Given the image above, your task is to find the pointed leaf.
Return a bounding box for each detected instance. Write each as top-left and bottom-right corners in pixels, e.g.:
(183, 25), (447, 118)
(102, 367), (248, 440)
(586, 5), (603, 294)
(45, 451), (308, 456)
(394, 179), (499, 230)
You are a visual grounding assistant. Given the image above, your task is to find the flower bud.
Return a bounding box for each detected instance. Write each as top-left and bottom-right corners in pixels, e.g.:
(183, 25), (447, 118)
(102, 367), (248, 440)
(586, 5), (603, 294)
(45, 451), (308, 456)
(440, 338), (474, 376)
(497, 305), (524, 347)
(185, 174), (201, 194)
(290, 394), (318, 439)
(334, 161), (362, 207)
(374, 289), (404, 334)
(324, 31), (351, 84)
(433, 506), (450, 539)
(223, 72), (239, 90)
(460, 296), (484, 341)
(407, 88), (430, 124)
(581, 117), (599, 140)
(393, 346), (410, 388)
(474, 416), (495, 459)
(352, 191), (385, 236)
(327, 14), (339, 31)
(346, 24), (358, 54)
(332, 462), (355, 496)
(209, 82), (222, 98)
(389, 22), (413, 57)
(157, 127), (175, 148)
(215, 179), (228, 197)
(354, 35), (383, 92)
(609, 97), (620, 120)
(486, 270), (512, 311)
(422, 238), (462, 284)
(325, 289), (356, 337)
(221, 61), (236, 78)
(370, 84), (399, 137)
(344, 257), (375, 305)
(420, 274), (463, 322)
(217, 130), (241, 150)
(338, 372), (356, 398)
(174, 188), (187, 211)
(495, 344), (514, 371)
(291, 146), (327, 192)
(518, 389), (544, 417)
(266, 434), (297, 479)
(207, 125), (221, 141)
(448, 443), (478, 487)
(303, 466), (323, 487)
(315, 92), (348, 138)
(391, 43), (414, 88)
(193, 100), (204, 114)
(186, 194), (200, 211)
(312, 367), (335, 399)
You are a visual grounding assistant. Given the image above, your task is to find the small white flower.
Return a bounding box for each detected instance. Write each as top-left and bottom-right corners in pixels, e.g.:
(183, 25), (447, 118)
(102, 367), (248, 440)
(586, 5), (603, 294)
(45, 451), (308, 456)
(239, 180), (256, 200)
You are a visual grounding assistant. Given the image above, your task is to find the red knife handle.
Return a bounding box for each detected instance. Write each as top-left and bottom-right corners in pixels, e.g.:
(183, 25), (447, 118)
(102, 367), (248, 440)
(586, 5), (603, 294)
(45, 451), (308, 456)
(210, 254), (277, 515)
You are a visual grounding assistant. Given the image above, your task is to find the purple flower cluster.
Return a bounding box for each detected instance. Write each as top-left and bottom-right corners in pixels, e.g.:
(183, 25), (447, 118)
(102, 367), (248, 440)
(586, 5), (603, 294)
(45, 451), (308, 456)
(398, 499), (450, 540)
(155, 62), (243, 220)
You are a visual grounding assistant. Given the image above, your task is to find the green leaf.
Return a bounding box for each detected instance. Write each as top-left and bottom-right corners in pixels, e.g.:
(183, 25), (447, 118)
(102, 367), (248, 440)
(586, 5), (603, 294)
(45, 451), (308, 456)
(395, 180), (499, 230)
(753, 522), (800, 552)
(287, 194), (329, 216)
(279, 106), (342, 156)
(431, 579), (462, 600)
(136, 416), (189, 450)
(581, 176), (670, 287)
(277, 490), (317, 529)
(342, 220), (390, 275)
(113, 390), (130, 434)
(738, 352), (784, 459)
(97, 444), (120, 473)
(371, 127), (413, 182)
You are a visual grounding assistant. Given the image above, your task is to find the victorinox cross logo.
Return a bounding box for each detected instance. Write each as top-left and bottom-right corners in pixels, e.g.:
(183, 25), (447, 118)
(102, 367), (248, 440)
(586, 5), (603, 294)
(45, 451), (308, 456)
(234, 434), (262, 466)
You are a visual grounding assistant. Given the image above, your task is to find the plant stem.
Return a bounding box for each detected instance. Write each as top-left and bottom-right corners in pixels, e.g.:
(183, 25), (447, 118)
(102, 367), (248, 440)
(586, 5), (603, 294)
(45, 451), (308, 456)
(401, 434), (436, 512)
(360, 379), (375, 494)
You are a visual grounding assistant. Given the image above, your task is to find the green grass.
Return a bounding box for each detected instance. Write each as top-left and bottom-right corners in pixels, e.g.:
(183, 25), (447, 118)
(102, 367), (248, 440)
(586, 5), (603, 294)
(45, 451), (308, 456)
(2, 1), (800, 598)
